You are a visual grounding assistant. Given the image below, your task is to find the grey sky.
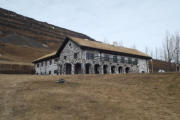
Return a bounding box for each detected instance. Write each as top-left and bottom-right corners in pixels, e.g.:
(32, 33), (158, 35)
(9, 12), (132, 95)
(0, 0), (180, 52)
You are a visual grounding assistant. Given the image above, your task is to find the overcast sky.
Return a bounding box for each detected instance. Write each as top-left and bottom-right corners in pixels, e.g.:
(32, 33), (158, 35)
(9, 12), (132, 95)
(0, 0), (180, 52)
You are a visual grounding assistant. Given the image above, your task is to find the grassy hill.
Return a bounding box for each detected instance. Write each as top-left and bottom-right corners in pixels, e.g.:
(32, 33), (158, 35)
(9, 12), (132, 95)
(0, 7), (94, 63)
(0, 73), (179, 120)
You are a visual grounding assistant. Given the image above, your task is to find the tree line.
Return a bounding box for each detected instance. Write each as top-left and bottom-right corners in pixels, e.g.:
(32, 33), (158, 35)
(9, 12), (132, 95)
(146, 32), (180, 65)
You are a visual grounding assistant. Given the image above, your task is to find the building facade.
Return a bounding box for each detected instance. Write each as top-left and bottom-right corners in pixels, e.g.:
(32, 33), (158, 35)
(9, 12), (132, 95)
(33, 37), (151, 75)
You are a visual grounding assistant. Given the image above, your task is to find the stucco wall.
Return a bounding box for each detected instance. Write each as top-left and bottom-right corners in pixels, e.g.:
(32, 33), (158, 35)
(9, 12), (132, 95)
(138, 59), (149, 73)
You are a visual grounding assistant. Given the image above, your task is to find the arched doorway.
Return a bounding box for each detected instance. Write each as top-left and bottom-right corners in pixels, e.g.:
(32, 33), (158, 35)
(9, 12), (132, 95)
(111, 66), (116, 74)
(74, 63), (82, 74)
(118, 66), (123, 73)
(103, 65), (108, 74)
(125, 67), (130, 73)
(85, 63), (91, 74)
(94, 64), (100, 74)
(65, 63), (72, 74)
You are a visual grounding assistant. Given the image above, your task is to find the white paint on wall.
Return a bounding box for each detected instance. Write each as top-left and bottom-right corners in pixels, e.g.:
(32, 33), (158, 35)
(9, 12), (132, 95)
(138, 59), (149, 73)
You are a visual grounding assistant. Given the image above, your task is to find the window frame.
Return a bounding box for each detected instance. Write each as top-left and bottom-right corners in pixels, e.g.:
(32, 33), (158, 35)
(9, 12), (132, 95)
(104, 54), (109, 61)
(49, 60), (52, 65)
(86, 52), (94, 60)
(133, 58), (138, 65)
(113, 56), (118, 62)
(121, 57), (125, 63)
(128, 57), (132, 64)
(74, 53), (78, 59)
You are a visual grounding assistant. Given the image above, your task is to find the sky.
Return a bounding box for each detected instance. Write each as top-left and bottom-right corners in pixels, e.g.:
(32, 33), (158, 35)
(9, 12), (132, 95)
(0, 0), (180, 53)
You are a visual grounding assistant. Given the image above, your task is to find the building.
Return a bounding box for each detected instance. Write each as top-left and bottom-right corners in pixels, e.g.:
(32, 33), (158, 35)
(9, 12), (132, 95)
(32, 36), (152, 75)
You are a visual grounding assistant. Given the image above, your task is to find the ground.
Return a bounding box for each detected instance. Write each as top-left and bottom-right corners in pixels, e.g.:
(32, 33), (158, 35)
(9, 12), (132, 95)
(0, 73), (180, 120)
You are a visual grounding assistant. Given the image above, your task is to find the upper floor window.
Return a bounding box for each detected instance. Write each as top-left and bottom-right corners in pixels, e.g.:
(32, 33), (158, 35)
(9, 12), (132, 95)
(86, 52), (94, 60)
(45, 61), (47, 66)
(64, 56), (67, 60)
(104, 54), (109, 61)
(37, 63), (39, 67)
(113, 56), (117, 62)
(121, 57), (125, 63)
(41, 62), (43, 67)
(133, 58), (138, 65)
(128, 57), (132, 64)
(74, 53), (78, 59)
(49, 60), (52, 65)
(69, 43), (71, 47)
(55, 58), (58, 62)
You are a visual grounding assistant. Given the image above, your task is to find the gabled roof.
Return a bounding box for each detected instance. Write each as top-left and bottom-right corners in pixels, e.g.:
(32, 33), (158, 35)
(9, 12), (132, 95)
(32, 36), (151, 63)
(68, 36), (151, 59)
(32, 51), (57, 63)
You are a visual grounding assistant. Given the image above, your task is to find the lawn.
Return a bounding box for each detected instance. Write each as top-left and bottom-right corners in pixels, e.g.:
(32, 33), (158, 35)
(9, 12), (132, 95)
(0, 73), (180, 120)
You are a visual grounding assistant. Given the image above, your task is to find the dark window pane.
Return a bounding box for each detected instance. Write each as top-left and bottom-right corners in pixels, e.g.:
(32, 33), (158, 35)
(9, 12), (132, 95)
(133, 59), (138, 65)
(74, 53), (78, 59)
(113, 56), (117, 62)
(121, 57), (125, 63)
(54, 70), (58, 74)
(128, 58), (132, 64)
(86, 52), (94, 60)
(104, 54), (109, 61)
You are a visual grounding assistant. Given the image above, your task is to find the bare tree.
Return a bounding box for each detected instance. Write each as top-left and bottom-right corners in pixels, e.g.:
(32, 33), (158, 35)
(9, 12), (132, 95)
(155, 47), (158, 59)
(103, 38), (109, 44)
(118, 40), (124, 47)
(174, 33), (180, 71)
(175, 33), (180, 62)
(145, 46), (149, 55)
(132, 44), (136, 49)
(163, 32), (175, 62)
(150, 50), (154, 58)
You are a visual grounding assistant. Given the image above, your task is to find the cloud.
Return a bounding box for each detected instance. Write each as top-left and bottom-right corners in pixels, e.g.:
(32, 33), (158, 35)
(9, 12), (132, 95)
(0, 0), (180, 52)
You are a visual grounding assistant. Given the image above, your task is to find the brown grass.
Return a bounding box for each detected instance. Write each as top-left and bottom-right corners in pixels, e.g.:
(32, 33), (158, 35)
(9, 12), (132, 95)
(0, 43), (52, 63)
(0, 73), (180, 120)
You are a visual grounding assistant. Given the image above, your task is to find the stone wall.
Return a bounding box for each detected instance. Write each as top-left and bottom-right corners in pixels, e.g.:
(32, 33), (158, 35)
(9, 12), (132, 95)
(56, 40), (149, 75)
(35, 58), (58, 75)
(34, 40), (150, 75)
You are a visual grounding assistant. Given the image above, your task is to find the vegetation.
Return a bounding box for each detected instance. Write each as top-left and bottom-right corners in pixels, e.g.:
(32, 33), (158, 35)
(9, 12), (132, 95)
(0, 73), (180, 120)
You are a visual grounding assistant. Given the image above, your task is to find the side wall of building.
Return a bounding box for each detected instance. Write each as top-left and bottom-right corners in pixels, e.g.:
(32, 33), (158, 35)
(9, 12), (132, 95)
(35, 58), (58, 75)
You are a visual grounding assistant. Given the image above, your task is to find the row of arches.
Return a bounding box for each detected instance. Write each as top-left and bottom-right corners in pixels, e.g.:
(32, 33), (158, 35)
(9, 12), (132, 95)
(64, 63), (130, 74)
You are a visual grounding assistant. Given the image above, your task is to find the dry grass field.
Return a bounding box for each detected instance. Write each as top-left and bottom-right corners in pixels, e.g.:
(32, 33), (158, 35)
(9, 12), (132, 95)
(0, 73), (180, 120)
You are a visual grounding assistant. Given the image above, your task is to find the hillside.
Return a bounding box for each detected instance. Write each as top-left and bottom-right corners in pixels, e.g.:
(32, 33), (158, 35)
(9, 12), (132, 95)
(0, 73), (180, 120)
(0, 7), (94, 63)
